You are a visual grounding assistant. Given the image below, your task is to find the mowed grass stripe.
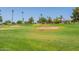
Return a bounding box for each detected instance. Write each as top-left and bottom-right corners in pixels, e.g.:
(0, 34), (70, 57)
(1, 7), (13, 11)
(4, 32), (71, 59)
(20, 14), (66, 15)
(0, 24), (79, 50)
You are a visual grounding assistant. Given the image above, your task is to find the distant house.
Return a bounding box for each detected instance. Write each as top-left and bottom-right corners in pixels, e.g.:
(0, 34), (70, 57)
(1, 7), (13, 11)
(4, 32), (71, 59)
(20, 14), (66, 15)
(57, 17), (65, 24)
(61, 18), (65, 24)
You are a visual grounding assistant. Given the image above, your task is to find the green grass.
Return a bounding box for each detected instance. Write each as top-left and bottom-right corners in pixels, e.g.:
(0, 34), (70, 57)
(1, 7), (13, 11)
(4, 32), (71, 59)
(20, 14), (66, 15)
(0, 24), (79, 51)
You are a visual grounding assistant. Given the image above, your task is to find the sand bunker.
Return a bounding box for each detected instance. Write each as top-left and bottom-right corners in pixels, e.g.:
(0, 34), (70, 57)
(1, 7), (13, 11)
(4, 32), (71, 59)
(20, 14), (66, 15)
(0, 25), (21, 30)
(37, 26), (60, 30)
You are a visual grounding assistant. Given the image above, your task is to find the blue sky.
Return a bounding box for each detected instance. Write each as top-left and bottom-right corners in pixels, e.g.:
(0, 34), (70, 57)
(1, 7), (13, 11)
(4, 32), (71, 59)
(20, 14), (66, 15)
(0, 7), (73, 22)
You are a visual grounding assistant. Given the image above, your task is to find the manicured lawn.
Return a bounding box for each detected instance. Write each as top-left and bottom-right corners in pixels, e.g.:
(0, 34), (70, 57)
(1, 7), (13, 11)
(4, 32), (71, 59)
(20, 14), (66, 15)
(0, 24), (79, 51)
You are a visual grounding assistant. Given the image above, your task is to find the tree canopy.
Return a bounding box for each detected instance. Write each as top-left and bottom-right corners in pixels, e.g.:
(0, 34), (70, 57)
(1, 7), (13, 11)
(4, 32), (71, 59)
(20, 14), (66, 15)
(71, 7), (79, 22)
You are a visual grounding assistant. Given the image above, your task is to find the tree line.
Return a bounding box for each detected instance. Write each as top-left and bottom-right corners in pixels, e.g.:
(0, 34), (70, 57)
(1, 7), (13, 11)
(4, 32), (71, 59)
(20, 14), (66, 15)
(0, 7), (79, 25)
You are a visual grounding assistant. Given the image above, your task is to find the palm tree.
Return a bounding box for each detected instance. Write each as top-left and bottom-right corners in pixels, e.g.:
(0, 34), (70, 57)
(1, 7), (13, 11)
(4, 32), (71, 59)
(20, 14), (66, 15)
(0, 9), (3, 24)
(21, 11), (24, 22)
(40, 13), (43, 17)
(0, 9), (1, 15)
(12, 9), (14, 23)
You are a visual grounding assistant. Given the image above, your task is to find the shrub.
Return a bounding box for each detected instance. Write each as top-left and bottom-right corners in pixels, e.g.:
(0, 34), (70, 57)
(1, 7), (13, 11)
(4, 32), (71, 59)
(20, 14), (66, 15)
(24, 21), (28, 24)
(12, 22), (16, 25)
(28, 17), (34, 24)
(64, 20), (71, 24)
(17, 20), (23, 24)
(38, 17), (47, 24)
(47, 17), (53, 24)
(53, 19), (61, 24)
(3, 20), (11, 25)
